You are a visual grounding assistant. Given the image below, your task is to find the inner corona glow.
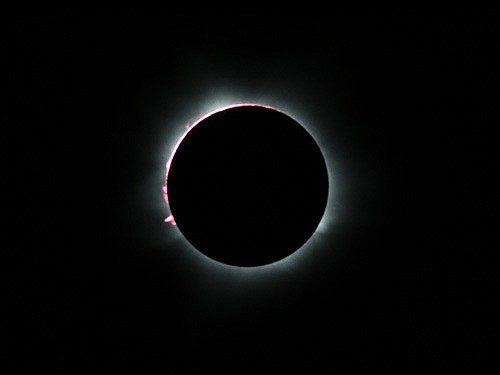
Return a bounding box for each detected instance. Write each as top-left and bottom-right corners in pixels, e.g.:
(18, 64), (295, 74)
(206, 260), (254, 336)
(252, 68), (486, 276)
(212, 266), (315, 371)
(163, 103), (335, 270)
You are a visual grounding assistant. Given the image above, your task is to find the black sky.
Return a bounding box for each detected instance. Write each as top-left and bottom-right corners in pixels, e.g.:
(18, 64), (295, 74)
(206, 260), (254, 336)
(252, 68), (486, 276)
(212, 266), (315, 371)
(3, 11), (499, 373)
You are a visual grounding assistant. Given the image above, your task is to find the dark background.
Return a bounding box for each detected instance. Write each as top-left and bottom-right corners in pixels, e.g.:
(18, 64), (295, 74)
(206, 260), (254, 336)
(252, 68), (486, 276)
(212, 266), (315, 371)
(3, 11), (498, 372)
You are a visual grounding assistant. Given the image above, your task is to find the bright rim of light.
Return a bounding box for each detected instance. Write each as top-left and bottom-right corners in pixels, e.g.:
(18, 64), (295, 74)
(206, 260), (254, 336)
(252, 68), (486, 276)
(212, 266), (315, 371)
(163, 103), (278, 225)
(161, 102), (338, 273)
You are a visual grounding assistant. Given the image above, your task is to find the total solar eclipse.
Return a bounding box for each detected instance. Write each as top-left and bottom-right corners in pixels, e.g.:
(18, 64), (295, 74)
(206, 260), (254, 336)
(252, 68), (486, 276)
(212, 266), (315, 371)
(164, 104), (329, 267)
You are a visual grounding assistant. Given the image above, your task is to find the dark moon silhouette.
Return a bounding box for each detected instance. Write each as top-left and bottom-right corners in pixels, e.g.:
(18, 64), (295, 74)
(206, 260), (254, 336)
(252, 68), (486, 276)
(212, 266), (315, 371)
(166, 105), (329, 266)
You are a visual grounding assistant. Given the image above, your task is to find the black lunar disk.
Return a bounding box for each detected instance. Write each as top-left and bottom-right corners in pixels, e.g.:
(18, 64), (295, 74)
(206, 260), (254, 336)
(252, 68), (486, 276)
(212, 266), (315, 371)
(166, 105), (328, 266)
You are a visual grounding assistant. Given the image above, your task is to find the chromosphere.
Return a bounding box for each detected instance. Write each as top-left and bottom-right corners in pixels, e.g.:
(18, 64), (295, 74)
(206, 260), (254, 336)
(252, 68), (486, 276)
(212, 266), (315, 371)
(165, 105), (328, 267)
